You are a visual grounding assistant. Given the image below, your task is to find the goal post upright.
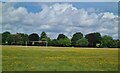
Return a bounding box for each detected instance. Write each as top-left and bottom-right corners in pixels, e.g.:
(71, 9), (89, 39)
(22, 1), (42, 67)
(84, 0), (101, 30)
(26, 41), (27, 47)
(46, 41), (48, 47)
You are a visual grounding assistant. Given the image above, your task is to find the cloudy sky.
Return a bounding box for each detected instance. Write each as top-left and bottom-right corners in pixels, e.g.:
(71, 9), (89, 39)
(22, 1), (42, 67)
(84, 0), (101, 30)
(1, 2), (119, 39)
(0, 0), (119, 2)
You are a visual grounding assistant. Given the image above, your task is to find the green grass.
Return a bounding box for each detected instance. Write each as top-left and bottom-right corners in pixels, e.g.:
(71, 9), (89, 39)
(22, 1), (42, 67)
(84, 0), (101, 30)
(2, 46), (118, 71)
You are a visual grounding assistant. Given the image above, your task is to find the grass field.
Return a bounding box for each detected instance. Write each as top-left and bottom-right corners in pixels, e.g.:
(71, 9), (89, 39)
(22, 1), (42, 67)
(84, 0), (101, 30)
(2, 46), (118, 71)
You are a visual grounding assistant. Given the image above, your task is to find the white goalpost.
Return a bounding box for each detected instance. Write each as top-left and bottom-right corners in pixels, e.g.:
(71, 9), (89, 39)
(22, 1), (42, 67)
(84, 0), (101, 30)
(25, 41), (48, 47)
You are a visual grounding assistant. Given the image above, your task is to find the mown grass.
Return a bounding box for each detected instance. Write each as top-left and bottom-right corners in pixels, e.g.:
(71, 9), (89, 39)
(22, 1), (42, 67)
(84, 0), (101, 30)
(2, 46), (118, 71)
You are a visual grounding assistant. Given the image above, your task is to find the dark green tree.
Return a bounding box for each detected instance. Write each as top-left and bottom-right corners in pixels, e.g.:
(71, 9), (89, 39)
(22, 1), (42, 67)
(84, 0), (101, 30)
(85, 32), (101, 47)
(0, 33), (2, 45)
(28, 33), (39, 46)
(57, 34), (67, 40)
(71, 32), (83, 46)
(111, 40), (118, 48)
(118, 40), (120, 48)
(2, 31), (11, 44)
(28, 33), (39, 41)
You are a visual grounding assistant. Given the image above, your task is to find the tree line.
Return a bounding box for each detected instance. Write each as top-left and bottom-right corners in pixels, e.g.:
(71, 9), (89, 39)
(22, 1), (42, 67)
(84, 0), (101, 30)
(1, 31), (120, 48)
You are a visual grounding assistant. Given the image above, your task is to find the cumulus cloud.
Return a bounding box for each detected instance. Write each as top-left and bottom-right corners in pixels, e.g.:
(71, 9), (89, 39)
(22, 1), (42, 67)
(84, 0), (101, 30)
(2, 3), (118, 39)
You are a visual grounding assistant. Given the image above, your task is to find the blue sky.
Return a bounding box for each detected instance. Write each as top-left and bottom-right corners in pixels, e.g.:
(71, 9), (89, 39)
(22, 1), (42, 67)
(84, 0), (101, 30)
(13, 2), (118, 15)
(0, 0), (120, 2)
(14, 2), (43, 13)
(1, 2), (119, 39)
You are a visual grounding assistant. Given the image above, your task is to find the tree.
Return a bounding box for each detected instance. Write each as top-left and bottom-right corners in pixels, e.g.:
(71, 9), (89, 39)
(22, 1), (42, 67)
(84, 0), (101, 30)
(0, 33), (2, 45)
(2, 31), (118, 48)
(28, 33), (39, 46)
(40, 31), (47, 41)
(2, 31), (11, 44)
(58, 38), (71, 47)
(16, 33), (28, 45)
(6, 34), (14, 45)
(49, 39), (59, 46)
(71, 32), (83, 46)
(46, 37), (51, 45)
(21, 34), (29, 45)
(85, 32), (101, 47)
(57, 34), (71, 46)
(13, 33), (23, 45)
(39, 32), (51, 46)
(111, 40), (118, 48)
(76, 38), (89, 47)
(101, 35), (114, 48)
(118, 40), (120, 48)
(28, 33), (39, 41)
(57, 34), (67, 40)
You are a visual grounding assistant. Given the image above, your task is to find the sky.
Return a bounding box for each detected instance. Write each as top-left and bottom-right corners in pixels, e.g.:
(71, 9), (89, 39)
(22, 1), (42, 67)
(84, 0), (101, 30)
(0, 0), (120, 2)
(1, 2), (119, 39)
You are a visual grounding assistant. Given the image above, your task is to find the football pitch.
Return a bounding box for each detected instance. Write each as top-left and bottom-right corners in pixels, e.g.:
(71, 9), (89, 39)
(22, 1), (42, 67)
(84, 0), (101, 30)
(2, 46), (118, 71)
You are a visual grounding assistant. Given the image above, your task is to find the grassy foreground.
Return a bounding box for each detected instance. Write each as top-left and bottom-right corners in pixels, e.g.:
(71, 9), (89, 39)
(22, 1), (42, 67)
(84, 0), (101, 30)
(2, 46), (118, 71)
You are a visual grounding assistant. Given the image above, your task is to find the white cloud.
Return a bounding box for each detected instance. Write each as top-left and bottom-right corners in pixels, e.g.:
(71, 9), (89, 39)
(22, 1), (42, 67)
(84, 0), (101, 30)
(102, 12), (118, 19)
(2, 3), (118, 39)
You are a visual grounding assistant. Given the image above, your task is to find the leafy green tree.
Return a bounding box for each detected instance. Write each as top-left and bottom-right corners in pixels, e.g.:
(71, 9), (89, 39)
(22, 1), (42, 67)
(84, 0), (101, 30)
(21, 34), (29, 45)
(40, 31), (47, 41)
(118, 40), (120, 48)
(101, 35), (114, 48)
(76, 38), (89, 47)
(6, 34), (14, 45)
(46, 37), (51, 45)
(0, 33), (2, 45)
(15, 33), (28, 45)
(71, 32), (83, 46)
(49, 39), (59, 46)
(111, 40), (118, 48)
(85, 32), (101, 47)
(57, 33), (71, 46)
(40, 32), (51, 46)
(14, 33), (23, 45)
(57, 34), (67, 40)
(2, 31), (11, 44)
(8, 33), (28, 45)
(58, 38), (71, 47)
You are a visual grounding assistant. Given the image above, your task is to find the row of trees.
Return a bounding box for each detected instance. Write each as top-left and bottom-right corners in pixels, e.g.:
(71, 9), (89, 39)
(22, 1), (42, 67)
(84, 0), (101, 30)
(1, 31), (120, 48)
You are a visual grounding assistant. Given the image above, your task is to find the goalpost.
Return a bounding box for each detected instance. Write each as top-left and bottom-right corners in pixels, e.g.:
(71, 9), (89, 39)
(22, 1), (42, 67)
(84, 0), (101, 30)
(26, 41), (27, 47)
(25, 41), (48, 47)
